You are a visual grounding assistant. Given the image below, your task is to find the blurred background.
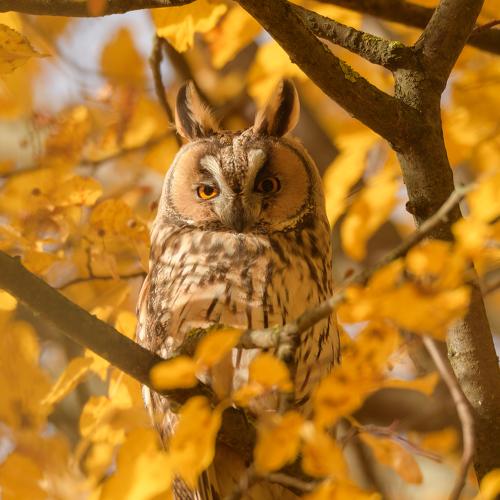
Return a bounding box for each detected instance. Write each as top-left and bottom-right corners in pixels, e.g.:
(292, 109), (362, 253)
(0, 1), (499, 498)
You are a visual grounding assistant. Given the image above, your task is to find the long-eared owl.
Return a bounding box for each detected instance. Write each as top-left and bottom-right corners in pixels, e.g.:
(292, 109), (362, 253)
(137, 79), (339, 499)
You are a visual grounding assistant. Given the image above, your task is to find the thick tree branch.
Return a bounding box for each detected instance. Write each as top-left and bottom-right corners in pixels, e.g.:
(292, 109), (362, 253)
(2, 0), (498, 56)
(237, 0), (411, 146)
(416, 0), (486, 90)
(390, 0), (500, 479)
(0, 0), (195, 16)
(292, 4), (416, 70)
(316, 0), (500, 55)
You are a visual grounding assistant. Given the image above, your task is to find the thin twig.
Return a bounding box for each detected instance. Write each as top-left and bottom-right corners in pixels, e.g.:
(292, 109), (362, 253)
(422, 336), (475, 500)
(238, 183), (472, 353)
(149, 35), (182, 147)
(57, 271), (146, 290)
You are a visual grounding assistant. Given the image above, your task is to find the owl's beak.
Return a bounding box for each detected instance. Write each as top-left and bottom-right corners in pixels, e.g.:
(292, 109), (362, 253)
(222, 197), (254, 233)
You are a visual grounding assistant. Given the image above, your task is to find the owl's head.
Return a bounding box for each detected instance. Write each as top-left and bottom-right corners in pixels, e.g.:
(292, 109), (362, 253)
(157, 80), (326, 234)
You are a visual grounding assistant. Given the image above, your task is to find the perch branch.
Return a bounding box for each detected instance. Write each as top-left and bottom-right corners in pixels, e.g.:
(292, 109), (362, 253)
(238, 184), (471, 354)
(423, 336), (475, 500)
(292, 4), (416, 70)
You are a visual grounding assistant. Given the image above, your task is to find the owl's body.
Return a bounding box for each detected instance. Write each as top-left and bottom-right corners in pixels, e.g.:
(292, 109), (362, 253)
(137, 82), (339, 499)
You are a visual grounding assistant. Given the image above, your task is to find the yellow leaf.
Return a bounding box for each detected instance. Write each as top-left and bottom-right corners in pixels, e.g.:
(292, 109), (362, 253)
(21, 250), (59, 275)
(323, 131), (377, 227)
(115, 310), (138, 339)
(469, 172), (500, 223)
(0, 453), (45, 500)
(145, 135), (180, 173)
(475, 468), (500, 500)
(206, 6), (261, 68)
(0, 24), (45, 74)
(100, 27), (144, 84)
(383, 372), (439, 396)
(152, 0), (228, 53)
(249, 352), (293, 392)
(420, 427), (458, 455)
(453, 217), (492, 257)
(150, 356), (198, 390)
(42, 356), (93, 407)
(254, 411), (304, 474)
(301, 424), (348, 478)
(303, 479), (381, 500)
(341, 165), (399, 261)
(247, 41), (307, 106)
(169, 396), (223, 489)
(100, 428), (173, 500)
(0, 289), (17, 311)
(361, 433), (423, 484)
(194, 326), (242, 368)
(52, 176), (102, 207)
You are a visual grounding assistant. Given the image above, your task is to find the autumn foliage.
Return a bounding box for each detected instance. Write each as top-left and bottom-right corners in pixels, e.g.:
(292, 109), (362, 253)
(0, 1), (499, 499)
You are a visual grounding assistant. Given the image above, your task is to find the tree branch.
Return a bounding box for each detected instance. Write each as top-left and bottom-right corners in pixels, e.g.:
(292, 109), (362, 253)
(315, 0), (500, 55)
(416, 0), (486, 90)
(422, 337), (474, 500)
(236, 0), (411, 146)
(2, 0), (498, 56)
(0, 0), (195, 16)
(292, 4), (416, 70)
(149, 35), (183, 147)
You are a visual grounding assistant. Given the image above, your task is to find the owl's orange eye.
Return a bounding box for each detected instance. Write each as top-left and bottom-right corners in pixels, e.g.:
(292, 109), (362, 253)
(255, 176), (281, 194)
(197, 184), (219, 200)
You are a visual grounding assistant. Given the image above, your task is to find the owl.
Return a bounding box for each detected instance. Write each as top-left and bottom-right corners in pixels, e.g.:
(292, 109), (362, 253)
(137, 79), (339, 499)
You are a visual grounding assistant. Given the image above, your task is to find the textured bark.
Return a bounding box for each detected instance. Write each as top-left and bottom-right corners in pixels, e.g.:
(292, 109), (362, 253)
(392, 0), (500, 479)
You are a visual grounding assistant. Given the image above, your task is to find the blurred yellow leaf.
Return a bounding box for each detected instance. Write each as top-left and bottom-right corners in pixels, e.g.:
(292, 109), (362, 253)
(361, 433), (423, 484)
(475, 468), (500, 500)
(303, 479), (381, 500)
(0, 320), (52, 430)
(468, 171), (500, 223)
(420, 427), (458, 455)
(52, 176), (102, 207)
(115, 310), (138, 339)
(0, 453), (46, 500)
(383, 372), (439, 396)
(101, 28), (144, 84)
(338, 260), (471, 339)
(0, 24), (45, 74)
(301, 423), (348, 478)
(323, 131), (377, 227)
(314, 322), (399, 427)
(152, 0), (228, 52)
(145, 135), (179, 173)
(249, 352), (293, 391)
(100, 428), (173, 500)
(247, 41), (307, 105)
(206, 6), (261, 68)
(169, 396), (223, 489)
(42, 356), (93, 407)
(254, 411), (304, 474)
(0, 289), (17, 311)
(194, 326), (242, 368)
(341, 165), (398, 261)
(150, 356), (198, 390)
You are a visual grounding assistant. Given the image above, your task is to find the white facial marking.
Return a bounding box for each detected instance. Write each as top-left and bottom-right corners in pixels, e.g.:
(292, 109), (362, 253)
(246, 149), (267, 193)
(199, 154), (231, 192)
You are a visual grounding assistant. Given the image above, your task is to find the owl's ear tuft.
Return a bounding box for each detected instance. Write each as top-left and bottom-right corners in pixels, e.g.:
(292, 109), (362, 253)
(253, 79), (300, 137)
(175, 81), (219, 140)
